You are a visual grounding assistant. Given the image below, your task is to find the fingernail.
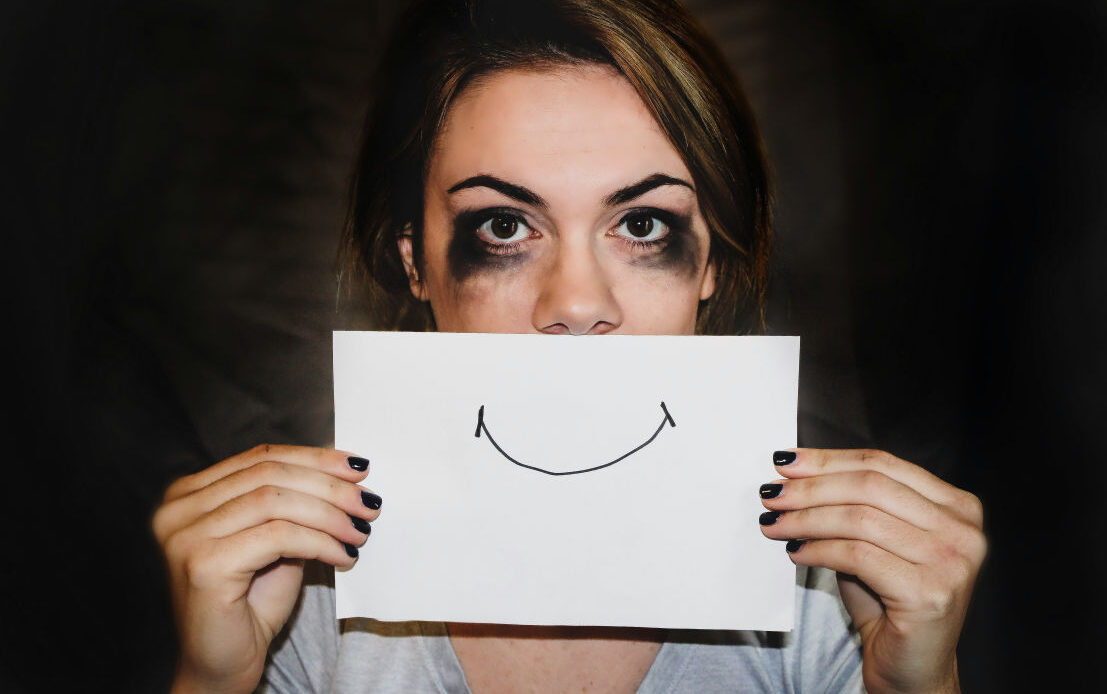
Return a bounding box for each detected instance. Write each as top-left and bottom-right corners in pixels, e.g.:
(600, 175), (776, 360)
(759, 483), (783, 499)
(786, 539), (806, 553)
(343, 542), (359, 558)
(348, 456), (370, 472)
(773, 451), (797, 465)
(350, 516), (372, 534)
(361, 491), (383, 510)
(759, 511), (781, 526)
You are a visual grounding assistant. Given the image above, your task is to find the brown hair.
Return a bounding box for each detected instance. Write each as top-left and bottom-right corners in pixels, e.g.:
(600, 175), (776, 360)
(342, 0), (772, 334)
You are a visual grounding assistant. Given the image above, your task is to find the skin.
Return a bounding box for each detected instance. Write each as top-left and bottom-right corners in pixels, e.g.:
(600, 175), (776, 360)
(155, 445), (376, 694)
(402, 65), (715, 335)
(156, 65), (985, 694)
(760, 449), (985, 694)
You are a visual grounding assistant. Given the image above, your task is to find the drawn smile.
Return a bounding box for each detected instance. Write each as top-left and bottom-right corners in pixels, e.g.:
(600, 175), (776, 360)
(473, 402), (677, 476)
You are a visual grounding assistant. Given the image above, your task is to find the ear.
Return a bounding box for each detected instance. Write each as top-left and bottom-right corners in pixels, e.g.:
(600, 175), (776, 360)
(698, 258), (717, 301)
(398, 229), (429, 302)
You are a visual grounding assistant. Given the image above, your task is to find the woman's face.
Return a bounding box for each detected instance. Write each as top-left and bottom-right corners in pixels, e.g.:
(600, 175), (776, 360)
(402, 64), (715, 335)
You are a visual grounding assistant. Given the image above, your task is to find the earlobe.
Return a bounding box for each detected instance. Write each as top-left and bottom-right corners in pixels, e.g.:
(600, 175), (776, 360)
(398, 231), (429, 302)
(698, 260), (717, 301)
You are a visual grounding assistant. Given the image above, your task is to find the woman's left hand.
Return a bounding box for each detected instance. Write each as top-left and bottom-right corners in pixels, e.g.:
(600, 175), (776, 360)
(759, 448), (986, 694)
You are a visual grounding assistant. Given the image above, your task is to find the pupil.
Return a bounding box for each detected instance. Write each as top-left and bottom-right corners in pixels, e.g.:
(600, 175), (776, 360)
(491, 216), (517, 240)
(628, 216), (653, 238)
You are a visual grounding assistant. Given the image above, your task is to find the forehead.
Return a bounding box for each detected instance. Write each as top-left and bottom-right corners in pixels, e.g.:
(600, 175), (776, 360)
(428, 64), (691, 196)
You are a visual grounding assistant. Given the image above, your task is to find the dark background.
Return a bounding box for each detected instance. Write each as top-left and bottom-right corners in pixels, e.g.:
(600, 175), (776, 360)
(2, 1), (1104, 692)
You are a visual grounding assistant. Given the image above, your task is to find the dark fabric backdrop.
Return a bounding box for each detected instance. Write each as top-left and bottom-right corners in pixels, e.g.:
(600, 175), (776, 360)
(2, 1), (1104, 692)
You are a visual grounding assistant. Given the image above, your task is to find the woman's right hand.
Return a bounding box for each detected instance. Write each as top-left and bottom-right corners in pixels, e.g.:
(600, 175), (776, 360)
(153, 445), (381, 694)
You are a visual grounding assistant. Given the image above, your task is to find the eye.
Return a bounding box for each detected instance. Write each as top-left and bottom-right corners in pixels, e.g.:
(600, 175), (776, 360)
(475, 213), (532, 244)
(613, 211), (670, 243)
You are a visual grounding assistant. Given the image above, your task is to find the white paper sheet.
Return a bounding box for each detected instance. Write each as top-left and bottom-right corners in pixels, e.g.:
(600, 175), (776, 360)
(333, 331), (799, 631)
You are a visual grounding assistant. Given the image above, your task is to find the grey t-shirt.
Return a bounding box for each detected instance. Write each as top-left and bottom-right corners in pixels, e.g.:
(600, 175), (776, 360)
(258, 562), (865, 693)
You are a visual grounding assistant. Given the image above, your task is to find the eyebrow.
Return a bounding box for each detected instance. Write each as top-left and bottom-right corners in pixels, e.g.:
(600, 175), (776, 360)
(445, 172), (695, 209)
(447, 175), (547, 208)
(603, 173), (695, 206)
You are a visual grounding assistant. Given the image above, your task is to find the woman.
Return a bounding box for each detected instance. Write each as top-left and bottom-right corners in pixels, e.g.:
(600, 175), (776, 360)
(154, 1), (986, 692)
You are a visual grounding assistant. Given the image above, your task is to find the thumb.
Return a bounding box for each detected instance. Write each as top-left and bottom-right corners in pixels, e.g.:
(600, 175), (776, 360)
(247, 559), (308, 640)
(836, 572), (884, 633)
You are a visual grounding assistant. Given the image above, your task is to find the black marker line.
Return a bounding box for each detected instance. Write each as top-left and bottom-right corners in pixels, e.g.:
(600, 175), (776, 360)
(660, 401), (675, 428)
(474, 402), (676, 476)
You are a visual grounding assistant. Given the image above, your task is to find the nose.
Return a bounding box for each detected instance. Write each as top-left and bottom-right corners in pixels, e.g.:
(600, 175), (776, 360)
(531, 242), (622, 335)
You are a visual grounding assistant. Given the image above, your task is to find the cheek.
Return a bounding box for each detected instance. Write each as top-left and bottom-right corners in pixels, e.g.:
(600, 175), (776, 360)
(628, 229), (701, 280)
(609, 234), (708, 334)
(426, 267), (541, 333)
(446, 227), (530, 281)
(612, 274), (703, 334)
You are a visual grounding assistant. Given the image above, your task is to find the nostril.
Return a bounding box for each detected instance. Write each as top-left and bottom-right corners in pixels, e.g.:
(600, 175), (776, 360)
(588, 321), (617, 335)
(540, 323), (571, 335)
(531, 254), (623, 335)
(540, 320), (616, 336)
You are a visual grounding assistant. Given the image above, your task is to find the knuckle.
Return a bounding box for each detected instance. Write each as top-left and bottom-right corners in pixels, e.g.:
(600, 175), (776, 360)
(946, 519), (988, 562)
(161, 475), (192, 504)
(151, 504), (174, 543)
(847, 505), (875, 530)
(931, 537), (961, 564)
(948, 554), (976, 587)
(845, 540), (872, 566)
(956, 490), (985, 525)
(859, 448), (886, 468)
(252, 459), (287, 481)
(252, 484), (284, 508)
(182, 547), (219, 588)
(876, 449), (902, 471)
(962, 528), (988, 564)
(160, 482), (179, 505)
(249, 443), (275, 459)
(161, 529), (188, 562)
(974, 532), (989, 562)
(918, 584), (957, 617)
(261, 518), (298, 543)
(858, 469), (888, 495)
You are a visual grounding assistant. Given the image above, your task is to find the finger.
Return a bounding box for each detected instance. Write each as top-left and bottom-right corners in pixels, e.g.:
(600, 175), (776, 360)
(772, 448), (983, 526)
(784, 537), (921, 606)
(760, 504), (937, 564)
(760, 469), (947, 532)
(164, 445), (370, 502)
(175, 520), (356, 598)
(156, 460), (382, 540)
(191, 485), (372, 548)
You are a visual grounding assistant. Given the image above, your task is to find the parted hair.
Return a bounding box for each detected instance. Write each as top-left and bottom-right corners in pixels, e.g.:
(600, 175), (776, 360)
(342, 0), (772, 334)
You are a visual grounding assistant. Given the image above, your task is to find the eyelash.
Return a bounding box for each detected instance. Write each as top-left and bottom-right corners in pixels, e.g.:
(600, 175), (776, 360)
(456, 207), (686, 256)
(458, 207), (534, 255)
(609, 208), (686, 251)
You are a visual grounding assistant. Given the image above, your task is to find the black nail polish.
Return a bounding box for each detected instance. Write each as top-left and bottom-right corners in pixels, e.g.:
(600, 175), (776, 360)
(347, 456), (370, 472)
(786, 539), (806, 553)
(343, 542), (359, 558)
(759, 483), (783, 499)
(350, 516), (372, 534)
(361, 491), (383, 510)
(773, 451), (797, 466)
(759, 511), (781, 526)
